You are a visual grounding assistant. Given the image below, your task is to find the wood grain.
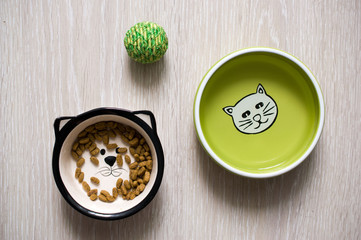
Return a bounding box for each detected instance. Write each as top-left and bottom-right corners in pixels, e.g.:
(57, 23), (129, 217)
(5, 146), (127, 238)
(1, 0), (360, 239)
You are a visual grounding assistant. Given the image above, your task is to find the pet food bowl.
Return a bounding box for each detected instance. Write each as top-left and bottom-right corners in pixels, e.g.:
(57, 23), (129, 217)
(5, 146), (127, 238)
(194, 47), (325, 178)
(52, 107), (164, 220)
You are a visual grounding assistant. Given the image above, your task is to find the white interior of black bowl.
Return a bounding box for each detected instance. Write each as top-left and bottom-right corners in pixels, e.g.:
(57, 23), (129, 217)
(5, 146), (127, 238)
(59, 115), (158, 214)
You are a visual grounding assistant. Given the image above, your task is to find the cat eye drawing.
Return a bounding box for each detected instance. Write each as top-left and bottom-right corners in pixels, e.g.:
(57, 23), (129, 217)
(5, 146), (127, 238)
(223, 84), (278, 134)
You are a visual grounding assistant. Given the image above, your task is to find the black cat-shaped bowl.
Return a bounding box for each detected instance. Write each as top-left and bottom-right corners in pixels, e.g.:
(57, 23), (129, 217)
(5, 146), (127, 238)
(52, 108), (164, 220)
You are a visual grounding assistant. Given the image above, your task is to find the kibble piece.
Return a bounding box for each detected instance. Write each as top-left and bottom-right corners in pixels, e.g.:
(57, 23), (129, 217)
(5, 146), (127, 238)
(118, 124), (126, 132)
(146, 160), (153, 170)
(108, 130), (116, 138)
(124, 180), (131, 190)
(107, 195), (115, 202)
(144, 151), (150, 157)
(75, 148), (83, 156)
(129, 137), (139, 147)
(90, 177), (100, 185)
(120, 134), (129, 143)
(72, 142), (79, 151)
(137, 167), (146, 177)
(130, 169), (138, 180)
(78, 172), (84, 183)
(98, 130), (108, 136)
(143, 171), (150, 184)
(75, 167), (81, 178)
(88, 133), (95, 142)
(94, 133), (102, 141)
(116, 147), (127, 154)
(95, 122), (106, 130)
(128, 130), (135, 140)
(99, 194), (107, 202)
(146, 156), (152, 160)
(135, 186), (141, 196)
(76, 157), (85, 167)
(125, 192), (131, 200)
(140, 149), (145, 156)
(143, 144), (150, 152)
(80, 144), (86, 151)
(139, 183), (145, 192)
(120, 185), (128, 195)
(84, 142), (92, 149)
(103, 135), (109, 145)
(124, 155), (131, 164)
(116, 178), (123, 189)
(85, 125), (95, 132)
(134, 154), (140, 162)
(139, 156), (145, 161)
(90, 156), (99, 165)
(100, 190), (111, 198)
(88, 143), (97, 152)
(129, 192), (136, 200)
(90, 148), (100, 156)
(90, 194), (98, 201)
(139, 162), (147, 168)
(114, 128), (121, 136)
(137, 178), (144, 184)
(107, 143), (117, 149)
(78, 131), (87, 138)
(135, 145), (142, 155)
(79, 137), (90, 144)
(116, 154), (123, 166)
(87, 189), (98, 197)
(129, 147), (135, 156)
(129, 162), (138, 169)
(106, 121), (115, 128)
(112, 187), (118, 198)
(140, 138), (145, 145)
(131, 180), (138, 188)
(82, 181), (90, 192)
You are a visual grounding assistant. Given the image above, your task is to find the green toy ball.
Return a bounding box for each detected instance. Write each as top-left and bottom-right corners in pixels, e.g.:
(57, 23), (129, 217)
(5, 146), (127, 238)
(124, 22), (168, 63)
(124, 22), (168, 64)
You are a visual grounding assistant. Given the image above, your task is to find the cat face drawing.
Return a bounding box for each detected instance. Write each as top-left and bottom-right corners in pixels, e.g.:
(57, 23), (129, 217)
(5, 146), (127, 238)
(223, 84), (278, 134)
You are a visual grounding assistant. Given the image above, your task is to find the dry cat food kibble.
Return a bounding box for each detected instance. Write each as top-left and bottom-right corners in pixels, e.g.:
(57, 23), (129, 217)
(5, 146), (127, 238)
(90, 177), (100, 185)
(70, 121), (153, 202)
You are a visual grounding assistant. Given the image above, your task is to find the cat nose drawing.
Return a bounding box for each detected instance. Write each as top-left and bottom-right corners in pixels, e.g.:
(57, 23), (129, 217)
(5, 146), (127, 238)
(253, 114), (261, 122)
(104, 156), (116, 167)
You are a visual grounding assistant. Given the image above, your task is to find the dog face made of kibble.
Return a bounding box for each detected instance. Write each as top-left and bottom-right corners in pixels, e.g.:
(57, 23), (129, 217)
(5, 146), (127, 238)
(72, 122), (152, 202)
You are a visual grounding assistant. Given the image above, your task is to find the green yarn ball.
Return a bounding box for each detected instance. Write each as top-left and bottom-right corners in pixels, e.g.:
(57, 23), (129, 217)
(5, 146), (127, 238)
(124, 22), (168, 64)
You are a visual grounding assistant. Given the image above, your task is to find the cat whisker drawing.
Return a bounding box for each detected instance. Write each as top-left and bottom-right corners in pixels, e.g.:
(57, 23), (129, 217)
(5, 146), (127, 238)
(238, 119), (251, 123)
(263, 112), (275, 116)
(223, 84), (278, 134)
(263, 102), (271, 113)
(243, 122), (253, 130)
(239, 121), (252, 127)
(263, 105), (275, 115)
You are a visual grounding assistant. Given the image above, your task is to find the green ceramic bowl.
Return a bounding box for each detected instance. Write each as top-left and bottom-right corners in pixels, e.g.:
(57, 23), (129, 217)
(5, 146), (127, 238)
(194, 48), (324, 178)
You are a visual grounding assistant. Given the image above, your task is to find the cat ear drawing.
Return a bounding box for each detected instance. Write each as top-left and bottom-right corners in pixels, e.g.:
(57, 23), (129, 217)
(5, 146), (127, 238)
(223, 106), (234, 116)
(257, 84), (266, 94)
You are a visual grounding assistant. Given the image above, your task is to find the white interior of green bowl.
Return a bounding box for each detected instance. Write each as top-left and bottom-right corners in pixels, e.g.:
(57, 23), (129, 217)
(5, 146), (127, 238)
(59, 115), (158, 214)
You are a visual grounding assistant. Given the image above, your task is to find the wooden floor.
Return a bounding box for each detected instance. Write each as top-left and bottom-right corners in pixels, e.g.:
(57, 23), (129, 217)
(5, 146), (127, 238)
(1, 0), (360, 239)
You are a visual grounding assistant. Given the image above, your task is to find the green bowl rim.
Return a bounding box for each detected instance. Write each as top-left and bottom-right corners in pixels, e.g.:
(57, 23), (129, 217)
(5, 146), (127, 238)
(193, 47), (325, 178)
